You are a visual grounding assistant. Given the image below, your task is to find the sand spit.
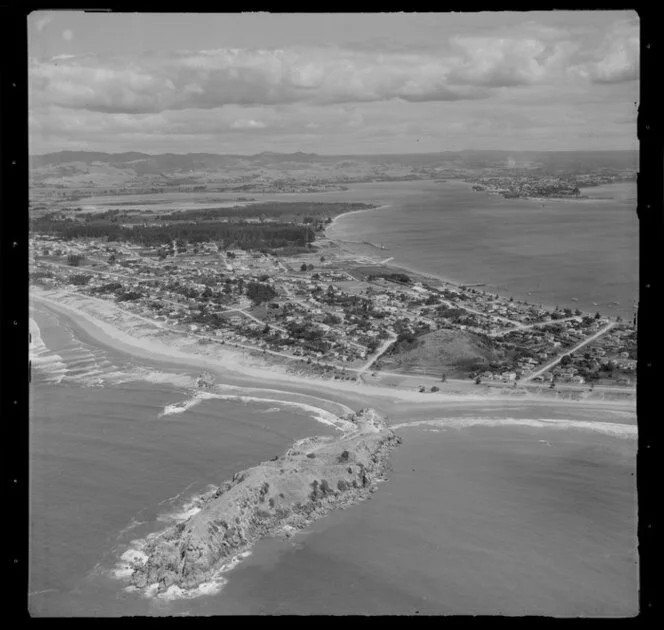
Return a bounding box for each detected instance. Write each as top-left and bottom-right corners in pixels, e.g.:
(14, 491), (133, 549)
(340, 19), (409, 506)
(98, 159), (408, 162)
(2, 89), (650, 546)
(121, 408), (401, 599)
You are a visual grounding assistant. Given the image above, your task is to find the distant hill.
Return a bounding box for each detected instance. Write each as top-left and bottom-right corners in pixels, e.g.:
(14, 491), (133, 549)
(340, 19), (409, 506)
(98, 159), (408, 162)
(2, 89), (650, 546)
(29, 149), (637, 193)
(31, 149), (637, 169)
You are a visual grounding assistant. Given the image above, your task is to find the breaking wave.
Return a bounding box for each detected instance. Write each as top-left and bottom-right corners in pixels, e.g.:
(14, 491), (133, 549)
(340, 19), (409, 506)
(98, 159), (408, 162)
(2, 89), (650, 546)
(392, 417), (637, 439)
(193, 390), (355, 433)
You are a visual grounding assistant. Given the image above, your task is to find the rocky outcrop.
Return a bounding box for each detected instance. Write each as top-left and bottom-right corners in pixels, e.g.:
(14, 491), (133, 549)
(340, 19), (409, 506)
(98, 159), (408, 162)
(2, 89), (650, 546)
(126, 408), (401, 596)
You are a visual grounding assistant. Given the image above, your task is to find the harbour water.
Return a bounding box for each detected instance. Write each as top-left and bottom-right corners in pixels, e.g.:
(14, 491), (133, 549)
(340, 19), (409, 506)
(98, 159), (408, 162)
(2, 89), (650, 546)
(327, 180), (638, 319)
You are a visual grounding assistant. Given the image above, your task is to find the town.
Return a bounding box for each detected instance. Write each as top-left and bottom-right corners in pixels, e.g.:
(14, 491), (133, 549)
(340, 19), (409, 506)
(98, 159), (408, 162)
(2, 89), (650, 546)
(29, 215), (636, 392)
(467, 171), (636, 200)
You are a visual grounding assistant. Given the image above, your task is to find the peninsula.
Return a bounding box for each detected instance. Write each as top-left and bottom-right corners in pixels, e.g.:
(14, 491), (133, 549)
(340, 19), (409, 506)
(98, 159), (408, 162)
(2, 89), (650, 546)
(122, 408), (401, 597)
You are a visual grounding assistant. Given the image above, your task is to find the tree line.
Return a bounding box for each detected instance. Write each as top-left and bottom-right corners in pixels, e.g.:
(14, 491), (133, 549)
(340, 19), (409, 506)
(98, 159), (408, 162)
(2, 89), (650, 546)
(30, 216), (311, 249)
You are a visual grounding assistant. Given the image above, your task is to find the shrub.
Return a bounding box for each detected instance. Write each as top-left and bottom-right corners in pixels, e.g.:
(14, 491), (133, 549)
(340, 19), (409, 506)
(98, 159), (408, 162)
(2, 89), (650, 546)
(337, 479), (348, 492)
(320, 479), (332, 495)
(431, 386), (440, 392)
(268, 497), (276, 508)
(306, 452), (316, 459)
(338, 450), (350, 463)
(275, 507), (290, 519)
(69, 274), (92, 286)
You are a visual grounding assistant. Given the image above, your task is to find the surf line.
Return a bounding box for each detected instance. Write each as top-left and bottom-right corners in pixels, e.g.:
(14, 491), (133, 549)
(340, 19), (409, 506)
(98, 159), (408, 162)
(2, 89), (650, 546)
(391, 417), (637, 439)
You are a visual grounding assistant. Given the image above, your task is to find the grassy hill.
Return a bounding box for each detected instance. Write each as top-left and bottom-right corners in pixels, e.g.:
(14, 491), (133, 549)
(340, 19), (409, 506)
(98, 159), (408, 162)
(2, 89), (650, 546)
(379, 328), (505, 379)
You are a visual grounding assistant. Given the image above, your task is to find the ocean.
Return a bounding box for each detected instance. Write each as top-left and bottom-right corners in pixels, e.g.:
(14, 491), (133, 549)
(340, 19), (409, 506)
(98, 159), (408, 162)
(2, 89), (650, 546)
(28, 304), (340, 616)
(28, 179), (639, 616)
(28, 301), (638, 616)
(327, 180), (638, 319)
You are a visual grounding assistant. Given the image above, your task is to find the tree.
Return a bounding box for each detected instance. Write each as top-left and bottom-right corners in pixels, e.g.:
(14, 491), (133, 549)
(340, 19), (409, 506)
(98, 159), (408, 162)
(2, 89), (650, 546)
(475, 376), (482, 385)
(560, 354), (572, 366)
(67, 253), (83, 266)
(441, 373), (447, 383)
(320, 256), (325, 262)
(307, 264), (314, 271)
(246, 282), (277, 305)
(300, 263), (308, 272)
(595, 312), (601, 320)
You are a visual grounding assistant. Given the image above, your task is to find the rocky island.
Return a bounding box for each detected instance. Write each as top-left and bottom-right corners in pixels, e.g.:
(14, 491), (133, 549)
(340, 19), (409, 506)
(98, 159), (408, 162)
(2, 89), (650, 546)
(124, 408), (401, 597)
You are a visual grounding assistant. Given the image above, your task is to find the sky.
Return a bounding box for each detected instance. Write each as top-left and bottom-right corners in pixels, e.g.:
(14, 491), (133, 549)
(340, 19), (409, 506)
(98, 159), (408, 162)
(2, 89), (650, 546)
(28, 11), (639, 155)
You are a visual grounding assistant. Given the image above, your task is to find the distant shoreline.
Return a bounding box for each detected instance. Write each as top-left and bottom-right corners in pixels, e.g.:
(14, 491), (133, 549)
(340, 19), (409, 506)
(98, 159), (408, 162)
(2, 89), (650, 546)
(323, 183), (635, 319)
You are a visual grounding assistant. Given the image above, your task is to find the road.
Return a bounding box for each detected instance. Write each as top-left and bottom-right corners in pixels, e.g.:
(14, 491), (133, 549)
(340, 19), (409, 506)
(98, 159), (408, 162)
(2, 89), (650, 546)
(487, 316), (582, 338)
(358, 331), (398, 374)
(522, 322), (616, 383)
(38, 288), (632, 395)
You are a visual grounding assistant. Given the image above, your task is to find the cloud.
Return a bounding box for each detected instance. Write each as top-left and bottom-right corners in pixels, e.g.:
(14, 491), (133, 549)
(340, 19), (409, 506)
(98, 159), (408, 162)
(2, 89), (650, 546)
(446, 36), (579, 88)
(230, 118), (266, 129)
(569, 21), (638, 84)
(28, 15), (639, 154)
(29, 42), (565, 114)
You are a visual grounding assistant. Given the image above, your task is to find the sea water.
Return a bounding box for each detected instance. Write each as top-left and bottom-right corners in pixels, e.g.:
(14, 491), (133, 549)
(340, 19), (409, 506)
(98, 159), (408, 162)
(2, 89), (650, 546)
(327, 180), (637, 319)
(29, 303), (638, 616)
(28, 304), (339, 616)
(205, 420), (637, 616)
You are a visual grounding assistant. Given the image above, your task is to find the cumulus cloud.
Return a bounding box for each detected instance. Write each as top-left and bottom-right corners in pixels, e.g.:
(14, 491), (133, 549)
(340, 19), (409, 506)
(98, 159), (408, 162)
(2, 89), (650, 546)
(230, 119), (266, 129)
(28, 15), (639, 154)
(30, 42), (566, 114)
(569, 21), (638, 84)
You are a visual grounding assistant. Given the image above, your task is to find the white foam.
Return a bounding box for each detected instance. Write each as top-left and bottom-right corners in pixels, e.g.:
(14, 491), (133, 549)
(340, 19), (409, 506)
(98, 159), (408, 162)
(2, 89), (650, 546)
(113, 547), (149, 579)
(392, 417), (637, 439)
(152, 550), (253, 601)
(159, 394), (206, 417)
(199, 391), (355, 433)
(156, 504), (201, 523)
(30, 317), (69, 379)
(213, 383), (355, 418)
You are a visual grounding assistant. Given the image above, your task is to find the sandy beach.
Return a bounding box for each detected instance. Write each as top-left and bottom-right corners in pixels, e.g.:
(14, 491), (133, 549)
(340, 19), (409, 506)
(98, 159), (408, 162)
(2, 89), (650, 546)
(30, 287), (636, 428)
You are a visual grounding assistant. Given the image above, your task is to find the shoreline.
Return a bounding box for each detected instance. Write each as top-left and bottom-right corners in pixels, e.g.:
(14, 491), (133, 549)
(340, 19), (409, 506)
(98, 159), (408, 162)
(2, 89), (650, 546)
(30, 287), (635, 415)
(323, 188), (635, 318)
(118, 408), (401, 599)
(30, 289), (636, 601)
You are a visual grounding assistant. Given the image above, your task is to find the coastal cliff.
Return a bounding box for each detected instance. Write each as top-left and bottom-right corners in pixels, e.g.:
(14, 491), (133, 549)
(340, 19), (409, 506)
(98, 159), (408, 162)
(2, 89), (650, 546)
(125, 408), (401, 596)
